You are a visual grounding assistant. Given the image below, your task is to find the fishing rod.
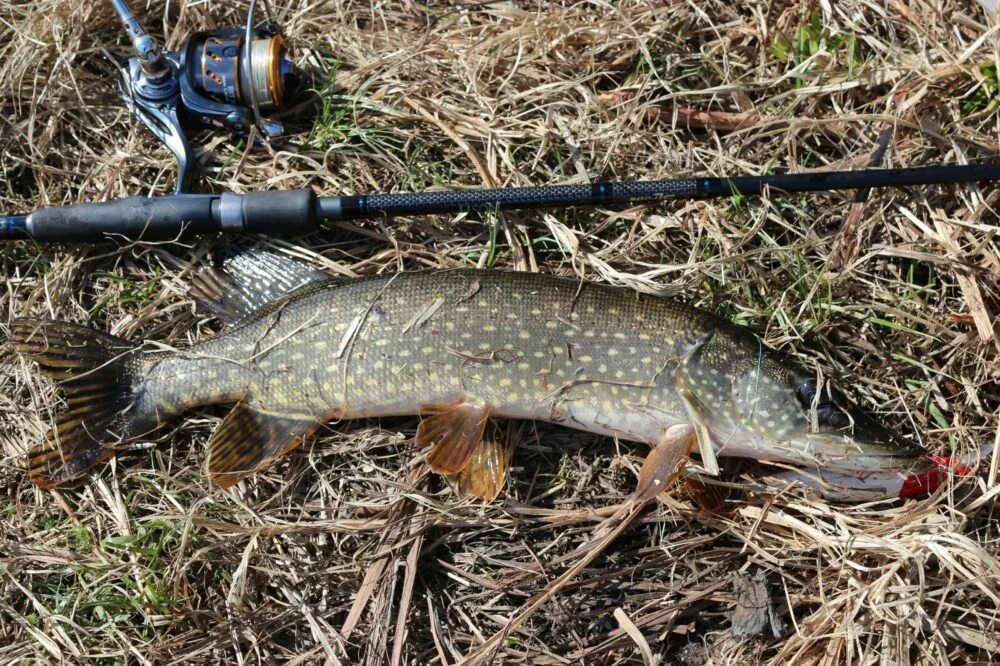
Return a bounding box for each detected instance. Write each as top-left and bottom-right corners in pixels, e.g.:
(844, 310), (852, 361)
(2, 0), (998, 242)
(3, 163), (999, 242)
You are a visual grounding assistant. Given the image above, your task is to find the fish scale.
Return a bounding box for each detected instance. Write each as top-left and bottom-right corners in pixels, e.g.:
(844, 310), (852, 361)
(158, 270), (704, 443)
(12, 256), (938, 498)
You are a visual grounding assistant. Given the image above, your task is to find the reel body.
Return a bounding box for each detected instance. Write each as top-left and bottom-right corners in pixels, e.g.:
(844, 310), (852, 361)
(111, 0), (295, 192)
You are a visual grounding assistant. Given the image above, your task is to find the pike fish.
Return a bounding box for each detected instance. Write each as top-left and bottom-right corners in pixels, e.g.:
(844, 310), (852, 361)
(11, 250), (951, 500)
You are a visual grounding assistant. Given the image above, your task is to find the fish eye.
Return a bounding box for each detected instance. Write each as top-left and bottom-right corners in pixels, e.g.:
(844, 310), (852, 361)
(796, 378), (817, 408)
(797, 378), (842, 427)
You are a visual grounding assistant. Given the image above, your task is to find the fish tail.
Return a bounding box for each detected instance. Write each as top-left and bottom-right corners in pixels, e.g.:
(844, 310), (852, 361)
(10, 318), (147, 488)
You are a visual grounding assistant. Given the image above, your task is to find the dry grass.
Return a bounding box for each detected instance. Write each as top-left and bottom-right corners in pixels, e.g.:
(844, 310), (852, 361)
(2, 1), (999, 663)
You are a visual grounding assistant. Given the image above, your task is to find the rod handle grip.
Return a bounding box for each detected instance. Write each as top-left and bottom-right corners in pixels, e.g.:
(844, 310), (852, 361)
(19, 190), (318, 242)
(27, 196), (218, 242)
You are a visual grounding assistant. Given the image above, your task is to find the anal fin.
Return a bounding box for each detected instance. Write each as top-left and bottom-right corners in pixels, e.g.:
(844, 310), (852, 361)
(634, 424), (696, 502)
(456, 437), (508, 501)
(208, 401), (318, 488)
(417, 401), (491, 475)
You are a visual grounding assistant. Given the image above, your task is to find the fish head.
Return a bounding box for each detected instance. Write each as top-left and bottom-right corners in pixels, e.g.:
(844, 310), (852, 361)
(675, 328), (926, 472)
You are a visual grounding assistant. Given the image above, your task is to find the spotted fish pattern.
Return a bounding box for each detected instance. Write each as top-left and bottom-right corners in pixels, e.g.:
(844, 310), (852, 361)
(12, 253), (930, 496)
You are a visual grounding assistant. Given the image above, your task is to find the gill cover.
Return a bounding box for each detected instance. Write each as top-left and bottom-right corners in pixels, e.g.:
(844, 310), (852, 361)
(672, 325), (926, 474)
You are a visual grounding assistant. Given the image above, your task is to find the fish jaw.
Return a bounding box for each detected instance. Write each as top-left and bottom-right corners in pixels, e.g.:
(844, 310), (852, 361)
(762, 456), (972, 501)
(693, 417), (925, 473)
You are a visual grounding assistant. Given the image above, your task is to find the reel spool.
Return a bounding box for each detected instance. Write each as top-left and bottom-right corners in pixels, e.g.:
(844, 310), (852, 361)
(111, 0), (296, 192)
(192, 32), (292, 115)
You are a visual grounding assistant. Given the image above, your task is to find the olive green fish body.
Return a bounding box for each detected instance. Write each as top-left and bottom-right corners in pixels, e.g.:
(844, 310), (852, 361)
(148, 269), (916, 470)
(12, 258), (929, 492)
(154, 270), (701, 442)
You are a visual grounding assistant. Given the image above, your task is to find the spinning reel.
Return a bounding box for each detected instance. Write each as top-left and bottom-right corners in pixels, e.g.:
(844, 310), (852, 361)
(110, 0), (296, 192)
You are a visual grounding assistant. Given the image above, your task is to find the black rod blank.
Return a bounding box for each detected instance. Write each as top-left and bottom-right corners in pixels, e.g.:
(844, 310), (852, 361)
(3, 163), (999, 242)
(326, 163), (1000, 221)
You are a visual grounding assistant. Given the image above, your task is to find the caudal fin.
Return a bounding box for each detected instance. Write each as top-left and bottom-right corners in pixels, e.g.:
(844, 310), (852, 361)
(10, 318), (142, 488)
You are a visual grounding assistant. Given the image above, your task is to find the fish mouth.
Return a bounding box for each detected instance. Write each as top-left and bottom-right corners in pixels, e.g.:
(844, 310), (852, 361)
(762, 456), (973, 500)
(798, 431), (927, 472)
(791, 405), (928, 471)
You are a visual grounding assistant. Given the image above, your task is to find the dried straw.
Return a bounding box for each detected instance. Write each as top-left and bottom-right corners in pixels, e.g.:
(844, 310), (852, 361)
(1, 1), (998, 663)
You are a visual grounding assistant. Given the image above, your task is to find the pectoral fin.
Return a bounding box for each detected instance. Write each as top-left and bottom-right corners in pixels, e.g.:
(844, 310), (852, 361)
(676, 386), (720, 475)
(634, 424), (696, 502)
(456, 437), (508, 501)
(674, 331), (721, 476)
(208, 401), (318, 488)
(417, 401), (491, 475)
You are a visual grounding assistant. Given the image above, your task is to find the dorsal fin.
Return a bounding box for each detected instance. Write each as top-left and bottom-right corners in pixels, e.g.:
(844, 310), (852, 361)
(190, 247), (336, 325)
